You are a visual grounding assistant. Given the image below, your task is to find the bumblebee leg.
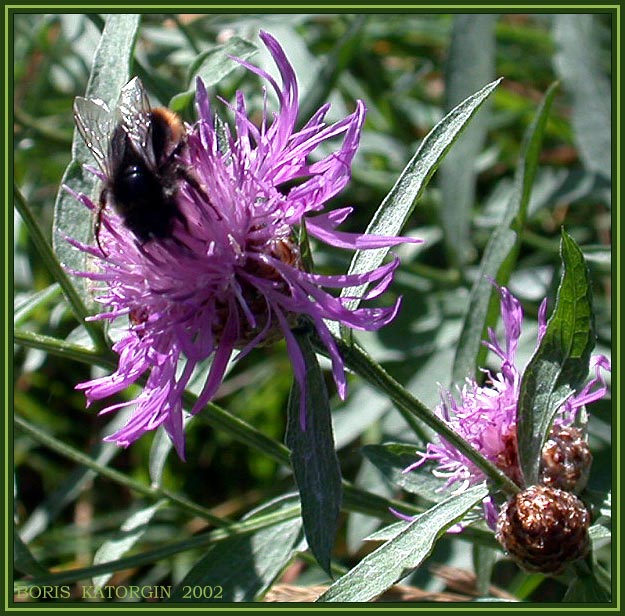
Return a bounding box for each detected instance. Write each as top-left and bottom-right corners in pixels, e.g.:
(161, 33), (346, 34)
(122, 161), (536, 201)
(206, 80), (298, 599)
(94, 189), (108, 256)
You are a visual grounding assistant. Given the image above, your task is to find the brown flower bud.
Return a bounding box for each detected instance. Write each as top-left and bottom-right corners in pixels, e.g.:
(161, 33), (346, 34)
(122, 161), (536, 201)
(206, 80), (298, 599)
(495, 485), (590, 575)
(540, 426), (592, 493)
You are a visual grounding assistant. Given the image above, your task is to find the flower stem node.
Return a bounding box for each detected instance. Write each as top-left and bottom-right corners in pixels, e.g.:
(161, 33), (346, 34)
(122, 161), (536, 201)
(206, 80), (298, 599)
(495, 484), (591, 576)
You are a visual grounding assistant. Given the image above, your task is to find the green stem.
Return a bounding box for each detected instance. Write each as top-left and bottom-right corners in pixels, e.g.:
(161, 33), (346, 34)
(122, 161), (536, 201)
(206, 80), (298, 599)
(191, 397), (291, 468)
(321, 337), (520, 497)
(14, 414), (228, 527)
(14, 106), (73, 146)
(403, 261), (462, 286)
(521, 229), (561, 255)
(14, 329), (116, 369)
(14, 186), (108, 352)
(15, 504), (301, 588)
(509, 572), (544, 600)
(14, 324), (501, 537)
(16, 398), (496, 585)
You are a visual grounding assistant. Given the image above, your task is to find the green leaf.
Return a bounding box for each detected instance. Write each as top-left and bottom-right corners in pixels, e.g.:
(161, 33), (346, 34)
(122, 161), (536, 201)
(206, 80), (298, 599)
(14, 189), (105, 348)
(452, 82), (559, 384)
(14, 284), (62, 327)
(338, 78), (502, 328)
(440, 14), (497, 266)
(473, 544), (497, 596)
(18, 412), (129, 543)
(346, 459), (393, 553)
(149, 427), (175, 487)
(553, 15), (611, 186)
(168, 494), (305, 602)
(296, 15), (367, 127)
(365, 520), (410, 542)
(589, 524), (611, 544)
(362, 443), (447, 502)
(517, 230), (596, 485)
(93, 501), (166, 588)
(563, 574), (611, 603)
(285, 329), (342, 576)
(14, 534), (48, 577)
(53, 14), (140, 306)
(316, 484), (489, 602)
(169, 37), (258, 112)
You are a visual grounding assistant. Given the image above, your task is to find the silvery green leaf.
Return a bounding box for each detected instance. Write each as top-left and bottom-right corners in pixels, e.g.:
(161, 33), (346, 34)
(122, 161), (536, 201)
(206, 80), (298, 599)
(317, 484), (488, 602)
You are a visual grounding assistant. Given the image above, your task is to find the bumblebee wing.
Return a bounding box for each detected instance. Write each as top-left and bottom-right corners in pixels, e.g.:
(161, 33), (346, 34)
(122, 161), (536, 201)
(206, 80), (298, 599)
(73, 96), (114, 174)
(116, 77), (157, 168)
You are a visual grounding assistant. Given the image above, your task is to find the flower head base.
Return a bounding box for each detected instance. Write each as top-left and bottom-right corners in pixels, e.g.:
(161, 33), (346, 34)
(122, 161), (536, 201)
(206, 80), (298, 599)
(68, 32), (418, 457)
(495, 485), (591, 575)
(540, 425), (592, 494)
(403, 285), (610, 510)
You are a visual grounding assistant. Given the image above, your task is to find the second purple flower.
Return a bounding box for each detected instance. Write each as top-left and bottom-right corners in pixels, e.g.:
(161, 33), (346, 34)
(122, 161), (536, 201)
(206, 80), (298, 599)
(403, 284), (610, 525)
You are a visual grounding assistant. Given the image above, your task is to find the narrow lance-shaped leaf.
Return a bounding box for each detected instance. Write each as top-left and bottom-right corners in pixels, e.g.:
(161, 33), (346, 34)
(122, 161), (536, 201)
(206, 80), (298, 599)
(14, 534), (48, 577)
(169, 37), (258, 113)
(517, 230), (596, 484)
(168, 494), (305, 602)
(317, 484), (489, 602)
(452, 82), (559, 384)
(362, 443), (448, 502)
(14, 189), (104, 347)
(553, 14), (611, 186)
(563, 574), (611, 603)
(93, 501), (166, 588)
(285, 328), (342, 576)
(149, 428), (175, 487)
(53, 14), (140, 305)
(14, 284), (61, 327)
(473, 544), (497, 596)
(337, 78), (502, 334)
(440, 13), (497, 267)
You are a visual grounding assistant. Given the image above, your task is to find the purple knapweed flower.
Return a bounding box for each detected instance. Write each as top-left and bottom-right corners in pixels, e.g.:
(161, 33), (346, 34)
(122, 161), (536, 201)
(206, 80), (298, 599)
(401, 285), (610, 526)
(67, 31), (418, 457)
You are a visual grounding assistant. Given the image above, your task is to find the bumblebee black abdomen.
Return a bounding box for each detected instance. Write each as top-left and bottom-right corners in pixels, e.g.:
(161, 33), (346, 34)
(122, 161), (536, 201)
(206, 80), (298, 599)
(106, 113), (185, 243)
(73, 78), (189, 250)
(112, 163), (178, 241)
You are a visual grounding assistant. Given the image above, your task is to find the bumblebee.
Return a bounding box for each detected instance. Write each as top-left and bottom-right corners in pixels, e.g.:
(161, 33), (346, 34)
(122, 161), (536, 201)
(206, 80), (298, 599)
(73, 77), (190, 251)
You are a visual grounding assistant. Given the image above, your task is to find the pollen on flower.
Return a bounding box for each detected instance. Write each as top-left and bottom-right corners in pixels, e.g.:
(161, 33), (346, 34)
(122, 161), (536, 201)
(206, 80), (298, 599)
(67, 31), (420, 458)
